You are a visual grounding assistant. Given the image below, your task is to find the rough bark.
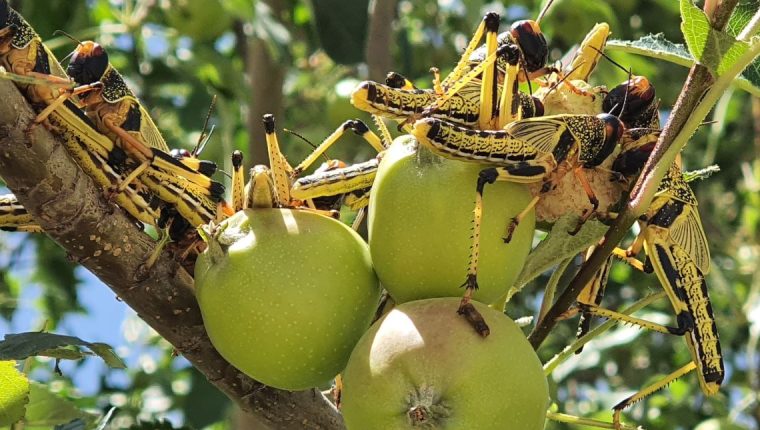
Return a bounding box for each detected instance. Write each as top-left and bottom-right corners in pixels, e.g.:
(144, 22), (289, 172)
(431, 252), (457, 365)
(0, 79), (345, 429)
(240, 0), (288, 167)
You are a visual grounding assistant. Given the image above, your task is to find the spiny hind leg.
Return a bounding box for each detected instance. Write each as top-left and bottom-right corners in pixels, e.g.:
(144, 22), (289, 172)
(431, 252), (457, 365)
(440, 12), (500, 89)
(612, 361), (697, 430)
(504, 195), (539, 243)
(458, 167), (501, 337)
(577, 303), (692, 336)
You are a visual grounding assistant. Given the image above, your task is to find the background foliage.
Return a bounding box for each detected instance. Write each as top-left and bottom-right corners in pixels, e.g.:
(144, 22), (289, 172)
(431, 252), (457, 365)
(0, 0), (758, 429)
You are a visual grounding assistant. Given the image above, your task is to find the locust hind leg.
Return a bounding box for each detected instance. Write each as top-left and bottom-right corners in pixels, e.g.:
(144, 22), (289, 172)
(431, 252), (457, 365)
(568, 166), (601, 235)
(612, 361), (697, 430)
(457, 167), (501, 337)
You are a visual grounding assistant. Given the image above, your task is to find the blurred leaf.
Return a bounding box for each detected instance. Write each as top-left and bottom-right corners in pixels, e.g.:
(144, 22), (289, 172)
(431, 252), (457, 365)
(0, 269), (20, 321)
(679, 0), (749, 76)
(253, 1), (292, 48)
(0, 360), (29, 427)
(309, 0), (370, 64)
(695, 418), (748, 430)
(32, 237), (81, 325)
(607, 35), (760, 96)
(219, 0), (255, 20)
(23, 382), (96, 429)
(0, 332), (126, 369)
(182, 368), (231, 428)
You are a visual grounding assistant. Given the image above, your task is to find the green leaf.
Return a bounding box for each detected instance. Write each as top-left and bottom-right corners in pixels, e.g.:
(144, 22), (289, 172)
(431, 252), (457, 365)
(0, 360), (30, 427)
(24, 382), (96, 428)
(512, 216), (609, 294)
(309, 0), (370, 64)
(607, 36), (760, 97)
(0, 332), (126, 369)
(679, 0), (750, 76)
(608, 34), (693, 67)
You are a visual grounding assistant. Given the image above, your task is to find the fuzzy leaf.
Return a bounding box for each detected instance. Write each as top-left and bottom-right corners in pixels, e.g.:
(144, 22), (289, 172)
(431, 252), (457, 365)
(680, 0), (750, 76)
(607, 35), (760, 97)
(512, 216), (608, 293)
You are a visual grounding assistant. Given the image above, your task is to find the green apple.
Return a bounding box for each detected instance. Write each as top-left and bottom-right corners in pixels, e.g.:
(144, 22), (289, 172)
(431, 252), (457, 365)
(195, 208), (380, 390)
(341, 297), (549, 430)
(368, 135), (534, 304)
(164, 0), (233, 42)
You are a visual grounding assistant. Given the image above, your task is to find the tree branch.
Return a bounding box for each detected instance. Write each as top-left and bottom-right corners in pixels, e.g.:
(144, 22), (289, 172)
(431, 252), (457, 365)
(0, 79), (345, 430)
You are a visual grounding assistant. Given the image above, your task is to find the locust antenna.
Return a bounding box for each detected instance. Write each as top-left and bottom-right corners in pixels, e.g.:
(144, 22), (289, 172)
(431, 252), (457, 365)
(536, 0), (555, 24)
(284, 129), (332, 164)
(53, 29), (84, 46)
(194, 95), (217, 156)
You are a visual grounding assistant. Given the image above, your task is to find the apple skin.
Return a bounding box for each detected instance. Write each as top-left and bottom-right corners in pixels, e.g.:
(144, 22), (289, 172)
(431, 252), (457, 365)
(164, 0), (233, 42)
(194, 208), (380, 390)
(368, 135), (535, 304)
(341, 297), (549, 430)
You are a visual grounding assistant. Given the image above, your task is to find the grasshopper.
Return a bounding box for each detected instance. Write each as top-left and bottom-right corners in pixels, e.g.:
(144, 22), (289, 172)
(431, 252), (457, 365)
(564, 76), (723, 429)
(0, 4), (228, 265)
(351, 8), (553, 131)
(231, 114), (386, 215)
(580, 160), (723, 429)
(222, 112), (390, 236)
(33, 39), (224, 202)
(411, 111), (624, 333)
(0, 193), (41, 232)
(0, 1), (162, 226)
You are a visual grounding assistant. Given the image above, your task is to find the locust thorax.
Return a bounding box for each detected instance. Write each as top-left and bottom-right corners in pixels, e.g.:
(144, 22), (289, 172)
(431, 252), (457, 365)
(510, 20), (548, 73)
(67, 41), (108, 85)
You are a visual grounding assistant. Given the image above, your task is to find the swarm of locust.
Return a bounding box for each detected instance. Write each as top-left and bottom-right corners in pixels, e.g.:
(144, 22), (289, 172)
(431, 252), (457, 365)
(0, 2), (722, 428)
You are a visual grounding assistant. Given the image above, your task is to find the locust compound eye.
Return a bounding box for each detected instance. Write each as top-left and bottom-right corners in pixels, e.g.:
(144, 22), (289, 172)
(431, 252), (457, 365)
(531, 97), (544, 118)
(602, 76), (656, 123)
(510, 20), (548, 73)
(67, 41), (109, 85)
(385, 72), (407, 89)
(585, 113), (625, 168)
(0, 0), (9, 29)
(612, 141), (655, 179)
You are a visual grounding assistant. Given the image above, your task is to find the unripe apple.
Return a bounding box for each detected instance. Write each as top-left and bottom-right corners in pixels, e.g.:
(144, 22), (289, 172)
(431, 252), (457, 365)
(195, 208), (380, 390)
(341, 297), (549, 430)
(368, 136), (534, 304)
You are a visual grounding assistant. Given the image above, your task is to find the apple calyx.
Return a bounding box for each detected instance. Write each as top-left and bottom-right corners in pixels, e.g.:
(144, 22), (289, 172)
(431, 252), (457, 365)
(406, 384), (451, 426)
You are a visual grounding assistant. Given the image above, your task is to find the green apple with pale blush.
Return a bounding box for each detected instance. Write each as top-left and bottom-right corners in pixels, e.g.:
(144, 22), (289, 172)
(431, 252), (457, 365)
(194, 208), (380, 390)
(341, 297), (549, 429)
(368, 135), (535, 304)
